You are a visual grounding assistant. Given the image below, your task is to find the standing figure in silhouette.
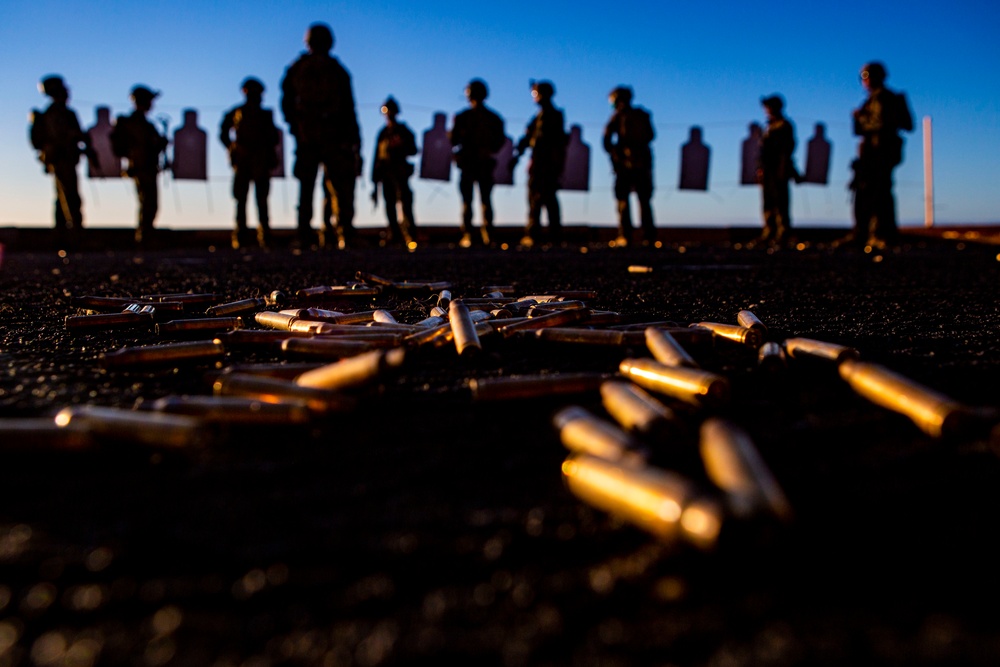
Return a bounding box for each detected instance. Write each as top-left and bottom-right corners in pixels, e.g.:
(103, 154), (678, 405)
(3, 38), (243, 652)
(110, 85), (168, 246)
(740, 122), (763, 186)
(679, 126), (710, 191)
(756, 95), (798, 247)
(220, 77), (281, 249)
(449, 78), (506, 247)
(29, 75), (96, 238)
(280, 22), (361, 249)
(87, 107), (120, 179)
(603, 86), (655, 246)
(371, 96), (417, 248)
(513, 80), (568, 246)
(849, 61), (914, 248)
(802, 123), (831, 185)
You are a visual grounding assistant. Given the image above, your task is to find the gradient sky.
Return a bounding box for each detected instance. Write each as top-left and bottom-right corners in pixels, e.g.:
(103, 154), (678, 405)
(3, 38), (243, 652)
(2, 0), (998, 232)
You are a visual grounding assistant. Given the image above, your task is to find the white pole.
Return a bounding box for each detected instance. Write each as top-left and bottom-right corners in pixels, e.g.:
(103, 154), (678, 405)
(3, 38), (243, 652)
(923, 116), (934, 228)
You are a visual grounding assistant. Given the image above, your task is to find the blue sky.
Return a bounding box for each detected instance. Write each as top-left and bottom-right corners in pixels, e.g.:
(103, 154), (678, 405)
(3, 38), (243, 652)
(2, 0), (998, 231)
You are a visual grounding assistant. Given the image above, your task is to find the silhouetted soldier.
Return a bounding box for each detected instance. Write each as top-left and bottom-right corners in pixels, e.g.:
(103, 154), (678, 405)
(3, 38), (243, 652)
(849, 61), (913, 248)
(603, 86), (655, 246)
(449, 78), (506, 247)
(220, 77), (281, 249)
(280, 22), (361, 249)
(110, 85), (168, 246)
(757, 95), (798, 247)
(513, 80), (568, 247)
(28, 75), (95, 237)
(371, 96), (417, 248)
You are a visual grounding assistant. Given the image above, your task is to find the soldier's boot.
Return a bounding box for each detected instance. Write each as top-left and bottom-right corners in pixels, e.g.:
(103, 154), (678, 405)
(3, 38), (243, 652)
(616, 201), (633, 247)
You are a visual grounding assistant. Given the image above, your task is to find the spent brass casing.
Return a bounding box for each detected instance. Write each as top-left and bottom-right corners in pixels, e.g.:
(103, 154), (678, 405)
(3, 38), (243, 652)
(482, 285), (516, 294)
(215, 362), (325, 380)
(429, 306), (448, 318)
(65, 312), (155, 331)
(141, 292), (220, 305)
(694, 322), (763, 349)
(527, 300), (587, 316)
(619, 358), (730, 407)
(437, 290), (452, 309)
(206, 298), (266, 317)
(402, 322), (452, 348)
(213, 373), (356, 414)
(100, 339), (227, 368)
(757, 341), (787, 372)
(149, 395), (312, 425)
(645, 327), (699, 368)
(316, 310), (380, 325)
(256, 311), (298, 330)
(553, 406), (648, 466)
(280, 338), (390, 359)
(530, 328), (644, 346)
(355, 271), (396, 287)
(217, 330), (315, 348)
(522, 291), (597, 301)
(699, 417), (793, 522)
(265, 290), (287, 307)
(503, 300), (538, 317)
(288, 308), (344, 320)
(373, 309), (398, 324)
(295, 285), (380, 299)
(468, 372), (612, 401)
(449, 300), (482, 356)
(156, 317), (243, 336)
(839, 359), (970, 438)
(600, 380), (684, 438)
(736, 310), (767, 333)
(490, 308), (514, 319)
(54, 405), (212, 448)
(561, 453), (723, 550)
(585, 311), (623, 326)
(73, 295), (185, 312)
(784, 337), (860, 364)
(0, 418), (95, 451)
(496, 307), (590, 337)
(414, 315), (447, 329)
(294, 348), (406, 391)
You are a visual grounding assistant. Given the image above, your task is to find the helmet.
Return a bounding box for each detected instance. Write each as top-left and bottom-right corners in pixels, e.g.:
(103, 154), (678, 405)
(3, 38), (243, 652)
(241, 77), (265, 95)
(465, 78), (488, 102)
(381, 96), (400, 115)
(860, 61), (887, 85)
(305, 22), (334, 52)
(609, 85), (633, 106)
(130, 84), (160, 104)
(760, 94), (784, 113)
(39, 75), (67, 97)
(531, 80), (555, 99)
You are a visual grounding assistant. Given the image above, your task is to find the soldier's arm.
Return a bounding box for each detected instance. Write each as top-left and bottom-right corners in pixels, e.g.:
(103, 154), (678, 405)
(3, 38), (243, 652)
(219, 111), (234, 149)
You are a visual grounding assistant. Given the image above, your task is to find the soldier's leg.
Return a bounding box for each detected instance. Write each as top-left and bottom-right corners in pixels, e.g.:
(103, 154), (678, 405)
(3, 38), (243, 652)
(480, 177), (496, 246)
(52, 179), (68, 232)
(636, 174), (655, 243)
(525, 182), (542, 240)
(381, 177), (402, 242)
(776, 180), (791, 242)
(135, 173), (158, 244)
(255, 175), (273, 248)
(614, 174), (633, 242)
(326, 164), (356, 248)
(544, 186), (562, 242)
(398, 179), (415, 244)
(292, 146), (320, 244)
(54, 164), (83, 231)
(232, 172), (251, 248)
(459, 171), (475, 233)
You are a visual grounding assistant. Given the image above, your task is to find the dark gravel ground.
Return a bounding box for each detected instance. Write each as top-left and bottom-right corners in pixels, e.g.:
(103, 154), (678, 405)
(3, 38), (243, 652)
(1, 230), (1000, 666)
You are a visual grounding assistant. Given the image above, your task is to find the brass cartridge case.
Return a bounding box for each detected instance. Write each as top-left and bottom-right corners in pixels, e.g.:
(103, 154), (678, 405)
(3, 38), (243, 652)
(280, 338), (388, 359)
(65, 312), (154, 331)
(527, 300), (587, 316)
(736, 310), (767, 333)
(156, 317), (243, 336)
(522, 290), (598, 301)
(496, 307), (590, 337)
(600, 380), (684, 438)
(429, 306), (448, 318)
(757, 341), (787, 372)
(265, 290), (287, 307)
(122, 303), (156, 318)
(294, 348), (406, 391)
(355, 271), (396, 287)
(694, 322), (763, 349)
(561, 453), (723, 550)
(468, 309), (492, 323)
(0, 418), (95, 451)
(645, 327), (699, 367)
(437, 290), (452, 309)
(54, 405), (212, 448)
(585, 311), (623, 326)
(531, 328), (642, 346)
(100, 339), (227, 368)
(317, 310), (379, 325)
(296, 308), (345, 320)
(296, 285), (380, 299)
(449, 300), (482, 356)
(74, 295), (185, 312)
(553, 406), (648, 466)
(288, 319), (337, 334)
(482, 285), (516, 294)
(402, 322), (452, 348)
(255, 311), (298, 330)
(206, 298), (266, 317)
(215, 362), (324, 380)
(218, 330), (314, 348)
(415, 315), (447, 329)
(373, 309), (398, 324)
(618, 358), (730, 407)
(149, 395), (312, 425)
(141, 292), (221, 306)
(839, 359), (970, 438)
(468, 372), (611, 401)
(213, 373), (356, 414)
(699, 417), (793, 521)
(503, 300), (538, 317)
(784, 337), (860, 364)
